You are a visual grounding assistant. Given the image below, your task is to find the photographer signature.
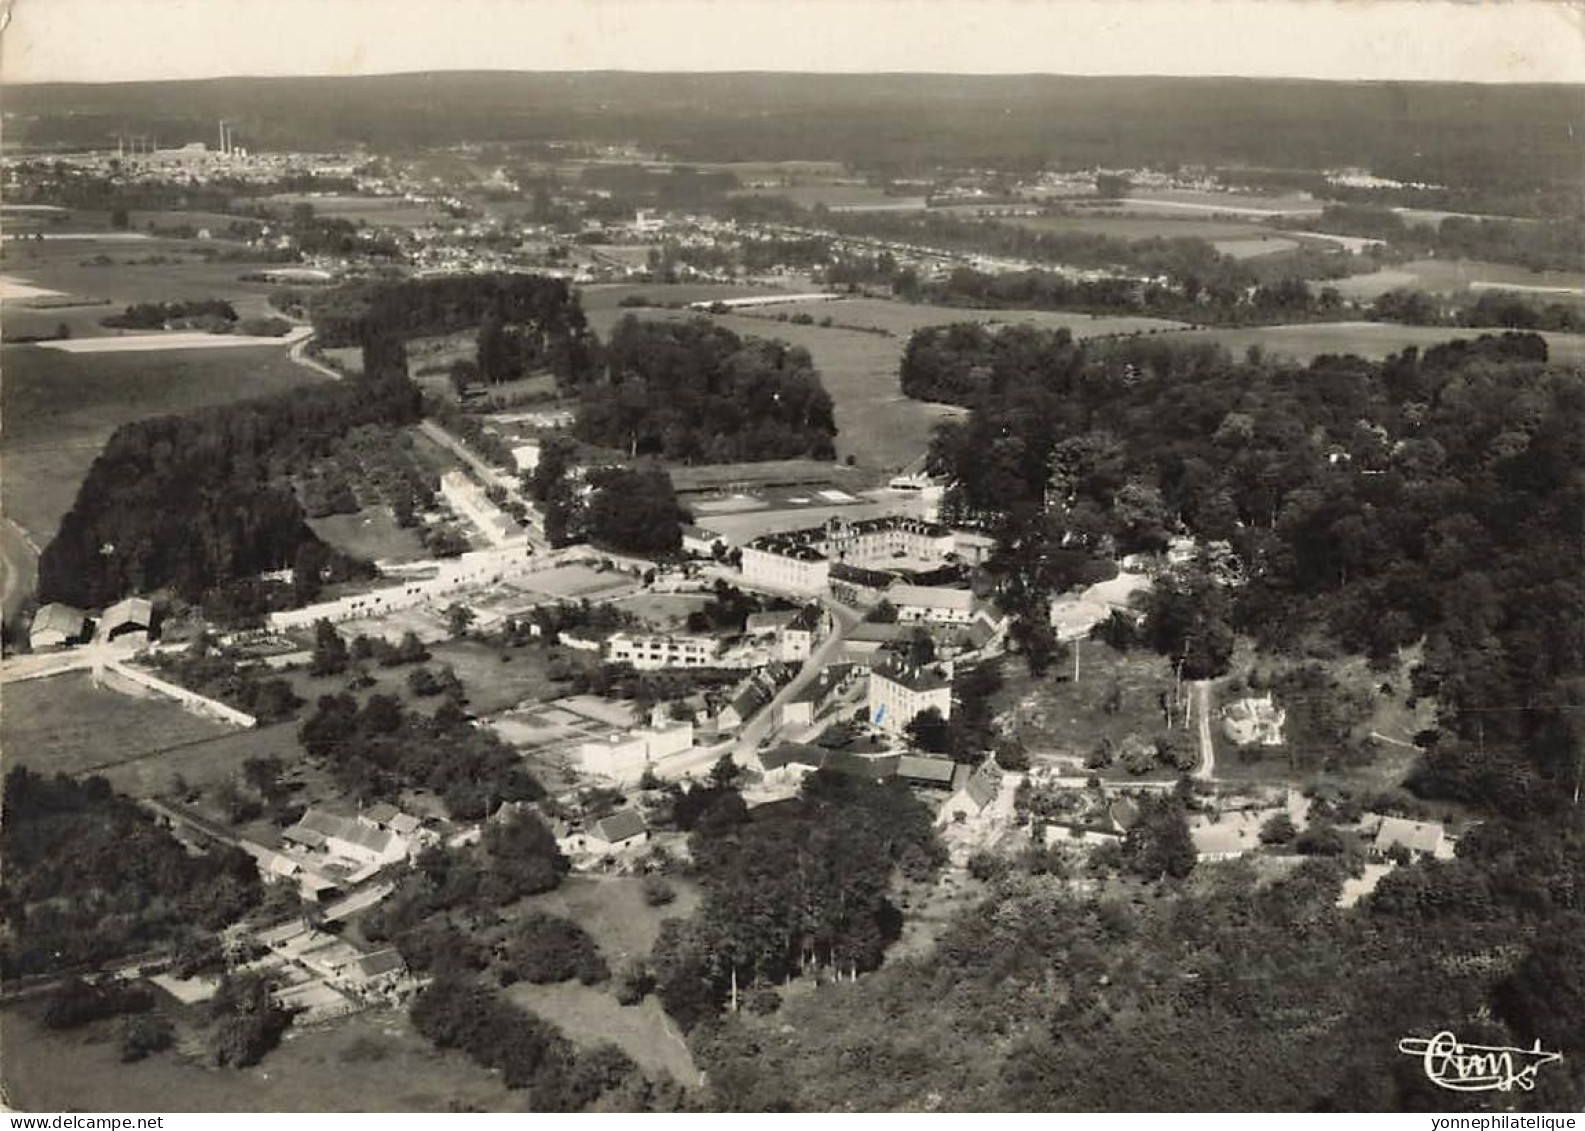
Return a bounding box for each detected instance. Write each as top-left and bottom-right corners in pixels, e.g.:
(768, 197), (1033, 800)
(1398, 1031), (1563, 1093)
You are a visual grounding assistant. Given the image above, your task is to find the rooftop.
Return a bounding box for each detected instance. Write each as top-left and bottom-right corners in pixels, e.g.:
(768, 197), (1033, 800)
(593, 808), (648, 844)
(873, 658), (953, 693)
(887, 583), (976, 612)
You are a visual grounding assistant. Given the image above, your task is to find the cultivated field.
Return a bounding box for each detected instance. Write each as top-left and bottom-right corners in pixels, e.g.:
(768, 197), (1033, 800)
(1, 342), (324, 541)
(1112, 189), (1325, 218)
(728, 184), (928, 211)
(0, 1005), (534, 1113)
(1328, 257), (1585, 302)
(1157, 321), (1585, 365)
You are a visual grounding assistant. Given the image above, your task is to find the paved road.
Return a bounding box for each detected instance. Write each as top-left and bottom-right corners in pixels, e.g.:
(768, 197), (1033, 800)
(0, 517), (39, 625)
(733, 597), (864, 759)
(1192, 680), (1216, 780)
(287, 332), (344, 381)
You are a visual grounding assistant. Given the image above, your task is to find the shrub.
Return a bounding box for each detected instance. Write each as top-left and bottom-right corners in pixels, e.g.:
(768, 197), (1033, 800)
(641, 876), (677, 907)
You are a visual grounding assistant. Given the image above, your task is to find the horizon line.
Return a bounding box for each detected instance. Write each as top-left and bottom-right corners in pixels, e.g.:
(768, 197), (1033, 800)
(11, 67), (1585, 89)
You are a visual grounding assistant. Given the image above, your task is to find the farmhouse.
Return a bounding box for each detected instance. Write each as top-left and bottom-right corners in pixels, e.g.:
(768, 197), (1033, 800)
(586, 808), (649, 854)
(29, 603), (87, 650)
(868, 658), (953, 733)
(895, 754), (957, 788)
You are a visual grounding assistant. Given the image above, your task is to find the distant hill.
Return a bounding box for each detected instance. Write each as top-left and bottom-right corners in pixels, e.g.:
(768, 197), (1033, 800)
(7, 72), (1582, 187)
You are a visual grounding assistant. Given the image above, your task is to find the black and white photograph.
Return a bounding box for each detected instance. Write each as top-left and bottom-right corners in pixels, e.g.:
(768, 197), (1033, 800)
(0, 0), (1582, 1116)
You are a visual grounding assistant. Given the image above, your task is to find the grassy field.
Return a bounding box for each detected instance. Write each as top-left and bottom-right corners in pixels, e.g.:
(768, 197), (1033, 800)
(507, 874), (705, 1083)
(504, 983), (699, 1085)
(427, 639), (559, 715)
(1, 342), (323, 541)
(608, 592), (712, 630)
(0, 672), (236, 778)
(2, 238), (291, 336)
(728, 184), (927, 211)
(0, 1005), (533, 1113)
(1328, 257), (1585, 302)
(307, 509), (428, 564)
(1157, 321), (1585, 365)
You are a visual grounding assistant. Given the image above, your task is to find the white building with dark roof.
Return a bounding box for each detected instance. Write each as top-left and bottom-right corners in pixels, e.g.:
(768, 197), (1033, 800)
(741, 537), (830, 595)
(867, 658), (953, 733)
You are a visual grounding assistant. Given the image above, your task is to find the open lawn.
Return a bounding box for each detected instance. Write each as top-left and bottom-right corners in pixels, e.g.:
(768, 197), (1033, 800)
(1, 342), (324, 541)
(608, 592), (713, 630)
(504, 983), (699, 1085)
(427, 639), (559, 715)
(1156, 321), (1585, 365)
(0, 1005), (534, 1113)
(95, 721), (310, 801)
(0, 672), (234, 778)
(307, 509), (428, 565)
(528, 874), (702, 964)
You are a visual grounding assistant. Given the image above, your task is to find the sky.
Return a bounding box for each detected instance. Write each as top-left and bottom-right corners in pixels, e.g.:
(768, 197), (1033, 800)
(4, 0), (1583, 85)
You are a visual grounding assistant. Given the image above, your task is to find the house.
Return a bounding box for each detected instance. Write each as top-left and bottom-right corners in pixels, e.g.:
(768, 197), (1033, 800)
(757, 742), (829, 782)
(578, 732), (648, 779)
(346, 948), (407, 990)
(29, 603), (87, 650)
(741, 536), (830, 595)
(895, 754), (957, 788)
(100, 596), (154, 642)
(868, 658), (953, 733)
(586, 808), (648, 854)
(780, 604), (827, 661)
(1223, 695), (1287, 746)
(887, 583), (977, 625)
(1373, 816), (1450, 859)
(286, 807), (409, 869)
(715, 666), (791, 731)
(1189, 809), (1274, 861)
(937, 760), (1002, 826)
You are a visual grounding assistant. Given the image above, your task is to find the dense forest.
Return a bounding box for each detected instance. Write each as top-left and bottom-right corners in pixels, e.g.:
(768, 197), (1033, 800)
(310, 272), (598, 388)
(38, 371), (421, 609)
(911, 325), (1583, 816)
(647, 768), (946, 1029)
(692, 820), (1585, 1111)
(0, 769), (263, 979)
(574, 316), (838, 462)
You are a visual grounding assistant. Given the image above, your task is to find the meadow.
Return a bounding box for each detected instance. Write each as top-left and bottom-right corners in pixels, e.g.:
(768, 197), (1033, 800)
(1, 342), (323, 541)
(1156, 321), (1585, 365)
(0, 1004), (534, 1113)
(0, 672), (235, 779)
(1328, 257), (1585, 301)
